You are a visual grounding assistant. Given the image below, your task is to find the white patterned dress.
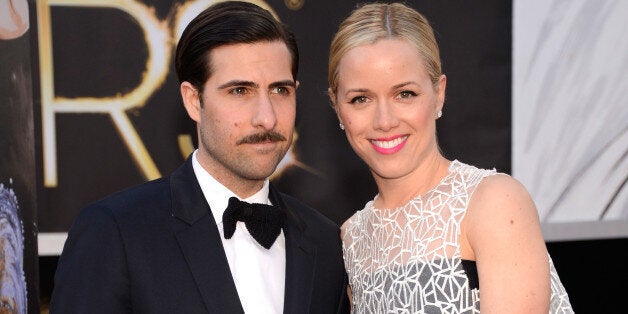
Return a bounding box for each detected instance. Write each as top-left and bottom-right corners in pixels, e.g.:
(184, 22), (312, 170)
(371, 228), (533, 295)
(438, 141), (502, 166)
(342, 161), (573, 313)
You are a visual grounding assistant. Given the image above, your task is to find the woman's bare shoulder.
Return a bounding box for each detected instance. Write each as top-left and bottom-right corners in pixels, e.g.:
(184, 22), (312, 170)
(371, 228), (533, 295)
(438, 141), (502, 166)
(465, 173), (543, 246)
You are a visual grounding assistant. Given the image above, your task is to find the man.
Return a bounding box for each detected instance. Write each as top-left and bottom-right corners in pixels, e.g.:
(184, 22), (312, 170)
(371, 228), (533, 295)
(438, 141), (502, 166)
(50, 2), (348, 313)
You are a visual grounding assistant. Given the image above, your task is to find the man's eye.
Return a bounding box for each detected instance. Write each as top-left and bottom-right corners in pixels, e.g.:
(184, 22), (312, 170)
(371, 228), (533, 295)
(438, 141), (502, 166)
(229, 87), (248, 95)
(350, 96), (368, 104)
(271, 86), (290, 95)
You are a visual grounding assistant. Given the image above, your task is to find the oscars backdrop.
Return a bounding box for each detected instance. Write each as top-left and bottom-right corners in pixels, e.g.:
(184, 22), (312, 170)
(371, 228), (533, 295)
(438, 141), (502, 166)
(34, 0), (628, 251)
(0, 0), (39, 312)
(36, 0), (516, 252)
(29, 0), (628, 311)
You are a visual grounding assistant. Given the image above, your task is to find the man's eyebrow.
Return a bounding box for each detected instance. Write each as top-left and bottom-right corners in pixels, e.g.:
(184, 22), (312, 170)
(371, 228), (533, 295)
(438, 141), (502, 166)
(269, 80), (297, 89)
(217, 80), (258, 90)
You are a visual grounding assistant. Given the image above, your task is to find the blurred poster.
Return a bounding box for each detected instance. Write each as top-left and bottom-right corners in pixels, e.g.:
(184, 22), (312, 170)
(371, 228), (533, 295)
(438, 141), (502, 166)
(513, 0), (628, 240)
(35, 0), (512, 252)
(0, 0), (39, 312)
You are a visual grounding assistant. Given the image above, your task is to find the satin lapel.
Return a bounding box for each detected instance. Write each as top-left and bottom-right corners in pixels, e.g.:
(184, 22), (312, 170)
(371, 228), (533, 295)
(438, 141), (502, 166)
(270, 186), (316, 314)
(171, 157), (244, 314)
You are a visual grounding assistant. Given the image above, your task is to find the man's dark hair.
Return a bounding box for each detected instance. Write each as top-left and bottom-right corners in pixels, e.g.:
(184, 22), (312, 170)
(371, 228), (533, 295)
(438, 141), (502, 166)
(175, 1), (299, 94)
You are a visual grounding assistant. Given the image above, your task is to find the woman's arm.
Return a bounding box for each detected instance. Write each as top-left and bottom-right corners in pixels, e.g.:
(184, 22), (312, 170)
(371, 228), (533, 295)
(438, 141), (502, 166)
(340, 222), (353, 313)
(464, 174), (550, 313)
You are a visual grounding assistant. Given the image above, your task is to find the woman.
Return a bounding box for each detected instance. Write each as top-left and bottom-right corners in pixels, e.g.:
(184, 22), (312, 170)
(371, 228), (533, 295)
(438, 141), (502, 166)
(328, 3), (573, 313)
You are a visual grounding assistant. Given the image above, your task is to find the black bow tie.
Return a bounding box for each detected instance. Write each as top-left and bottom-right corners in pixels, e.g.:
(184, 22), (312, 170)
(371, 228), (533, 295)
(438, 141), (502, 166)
(222, 197), (286, 249)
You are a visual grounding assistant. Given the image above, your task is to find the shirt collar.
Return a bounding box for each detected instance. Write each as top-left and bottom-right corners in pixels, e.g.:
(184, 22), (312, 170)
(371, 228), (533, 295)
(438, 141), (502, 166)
(191, 150), (270, 225)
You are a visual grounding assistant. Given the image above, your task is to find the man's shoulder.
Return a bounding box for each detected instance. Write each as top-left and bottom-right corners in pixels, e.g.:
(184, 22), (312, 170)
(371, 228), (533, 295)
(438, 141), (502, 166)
(279, 192), (344, 273)
(279, 192), (338, 230)
(100, 176), (170, 204)
(84, 176), (172, 220)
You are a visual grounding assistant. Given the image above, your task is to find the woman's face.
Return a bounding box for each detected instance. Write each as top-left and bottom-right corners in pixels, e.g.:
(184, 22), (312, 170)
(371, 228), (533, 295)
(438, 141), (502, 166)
(332, 38), (446, 181)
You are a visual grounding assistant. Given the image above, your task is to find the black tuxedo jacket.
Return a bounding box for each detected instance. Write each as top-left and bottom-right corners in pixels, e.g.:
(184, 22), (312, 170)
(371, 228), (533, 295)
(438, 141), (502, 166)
(50, 157), (349, 313)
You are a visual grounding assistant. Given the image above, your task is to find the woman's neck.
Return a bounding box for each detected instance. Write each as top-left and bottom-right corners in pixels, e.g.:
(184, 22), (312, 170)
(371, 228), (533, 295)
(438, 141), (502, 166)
(373, 154), (450, 209)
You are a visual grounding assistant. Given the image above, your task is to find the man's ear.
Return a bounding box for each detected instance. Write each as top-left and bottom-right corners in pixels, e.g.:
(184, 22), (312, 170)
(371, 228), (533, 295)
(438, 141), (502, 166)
(180, 81), (201, 123)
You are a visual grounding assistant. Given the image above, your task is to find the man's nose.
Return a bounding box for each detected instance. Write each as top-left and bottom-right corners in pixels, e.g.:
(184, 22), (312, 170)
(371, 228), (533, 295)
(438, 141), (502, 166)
(252, 94), (277, 130)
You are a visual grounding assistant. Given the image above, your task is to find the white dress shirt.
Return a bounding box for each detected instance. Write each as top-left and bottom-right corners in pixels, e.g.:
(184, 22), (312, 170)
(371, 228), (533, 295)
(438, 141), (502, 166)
(192, 151), (286, 314)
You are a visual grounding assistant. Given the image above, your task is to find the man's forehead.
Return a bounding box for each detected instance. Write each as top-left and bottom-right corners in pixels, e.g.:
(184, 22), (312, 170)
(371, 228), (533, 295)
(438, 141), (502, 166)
(209, 41), (292, 63)
(207, 42), (294, 86)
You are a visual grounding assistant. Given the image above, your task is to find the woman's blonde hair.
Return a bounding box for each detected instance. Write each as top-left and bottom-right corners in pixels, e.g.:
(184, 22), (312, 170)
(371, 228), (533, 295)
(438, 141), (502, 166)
(328, 2), (442, 93)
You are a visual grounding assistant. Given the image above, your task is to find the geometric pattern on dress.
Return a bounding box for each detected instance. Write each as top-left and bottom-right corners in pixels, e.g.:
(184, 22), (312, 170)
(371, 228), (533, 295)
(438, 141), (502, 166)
(342, 161), (574, 313)
(549, 258), (574, 313)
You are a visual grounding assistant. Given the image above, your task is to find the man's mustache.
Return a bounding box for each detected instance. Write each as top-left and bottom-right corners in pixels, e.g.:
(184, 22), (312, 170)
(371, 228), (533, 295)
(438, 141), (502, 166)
(237, 131), (287, 145)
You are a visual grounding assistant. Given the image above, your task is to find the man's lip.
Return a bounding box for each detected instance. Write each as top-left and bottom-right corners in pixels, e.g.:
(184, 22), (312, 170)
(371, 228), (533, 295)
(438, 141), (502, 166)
(243, 141), (282, 154)
(244, 140), (277, 146)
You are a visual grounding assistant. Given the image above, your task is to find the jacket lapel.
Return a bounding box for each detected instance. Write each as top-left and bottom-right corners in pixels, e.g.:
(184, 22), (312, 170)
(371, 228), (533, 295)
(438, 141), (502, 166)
(170, 157), (244, 313)
(270, 186), (317, 314)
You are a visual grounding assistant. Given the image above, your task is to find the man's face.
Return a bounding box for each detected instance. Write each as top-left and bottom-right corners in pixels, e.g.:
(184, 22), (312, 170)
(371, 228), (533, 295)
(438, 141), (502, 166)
(182, 41), (297, 193)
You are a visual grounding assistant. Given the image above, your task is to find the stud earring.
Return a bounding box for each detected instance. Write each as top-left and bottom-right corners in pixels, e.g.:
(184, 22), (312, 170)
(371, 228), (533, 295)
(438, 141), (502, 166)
(437, 110), (442, 118)
(339, 122), (345, 130)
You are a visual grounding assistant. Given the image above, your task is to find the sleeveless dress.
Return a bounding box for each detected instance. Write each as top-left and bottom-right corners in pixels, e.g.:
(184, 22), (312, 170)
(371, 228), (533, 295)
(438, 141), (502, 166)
(342, 161), (574, 313)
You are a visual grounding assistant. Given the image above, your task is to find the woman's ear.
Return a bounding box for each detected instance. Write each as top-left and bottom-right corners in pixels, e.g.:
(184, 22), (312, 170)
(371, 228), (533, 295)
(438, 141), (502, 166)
(327, 88), (336, 106)
(328, 88), (342, 121)
(180, 81), (201, 123)
(328, 88), (340, 111)
(436, 74), (447, 113)
(328, 88), (347, 131)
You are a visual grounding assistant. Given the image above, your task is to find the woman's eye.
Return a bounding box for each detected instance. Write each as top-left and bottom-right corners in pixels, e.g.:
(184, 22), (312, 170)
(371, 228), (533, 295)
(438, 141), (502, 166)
(350, 96), (368, 104)
(399, 90), (417, 98)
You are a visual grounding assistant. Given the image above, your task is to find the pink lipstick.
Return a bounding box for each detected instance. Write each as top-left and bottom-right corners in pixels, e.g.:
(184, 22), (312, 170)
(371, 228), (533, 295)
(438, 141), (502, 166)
(370, 135), (408, 154)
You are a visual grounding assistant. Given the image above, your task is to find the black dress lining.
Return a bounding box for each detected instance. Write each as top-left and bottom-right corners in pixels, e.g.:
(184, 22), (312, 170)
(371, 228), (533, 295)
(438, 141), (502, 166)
(461, 259), (479, 290)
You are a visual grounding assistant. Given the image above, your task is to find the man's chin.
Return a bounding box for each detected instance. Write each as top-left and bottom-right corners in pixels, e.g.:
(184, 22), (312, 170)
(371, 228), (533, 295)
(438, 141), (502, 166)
(244, 169), (277, 181)
(240, 162), (282, 180)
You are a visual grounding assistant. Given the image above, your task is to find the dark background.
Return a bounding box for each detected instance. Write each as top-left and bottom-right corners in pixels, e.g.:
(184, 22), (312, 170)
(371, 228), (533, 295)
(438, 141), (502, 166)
(27, 0), (626, 312)
(36, 0), (513, 232)
(0, 17), (40, 312)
